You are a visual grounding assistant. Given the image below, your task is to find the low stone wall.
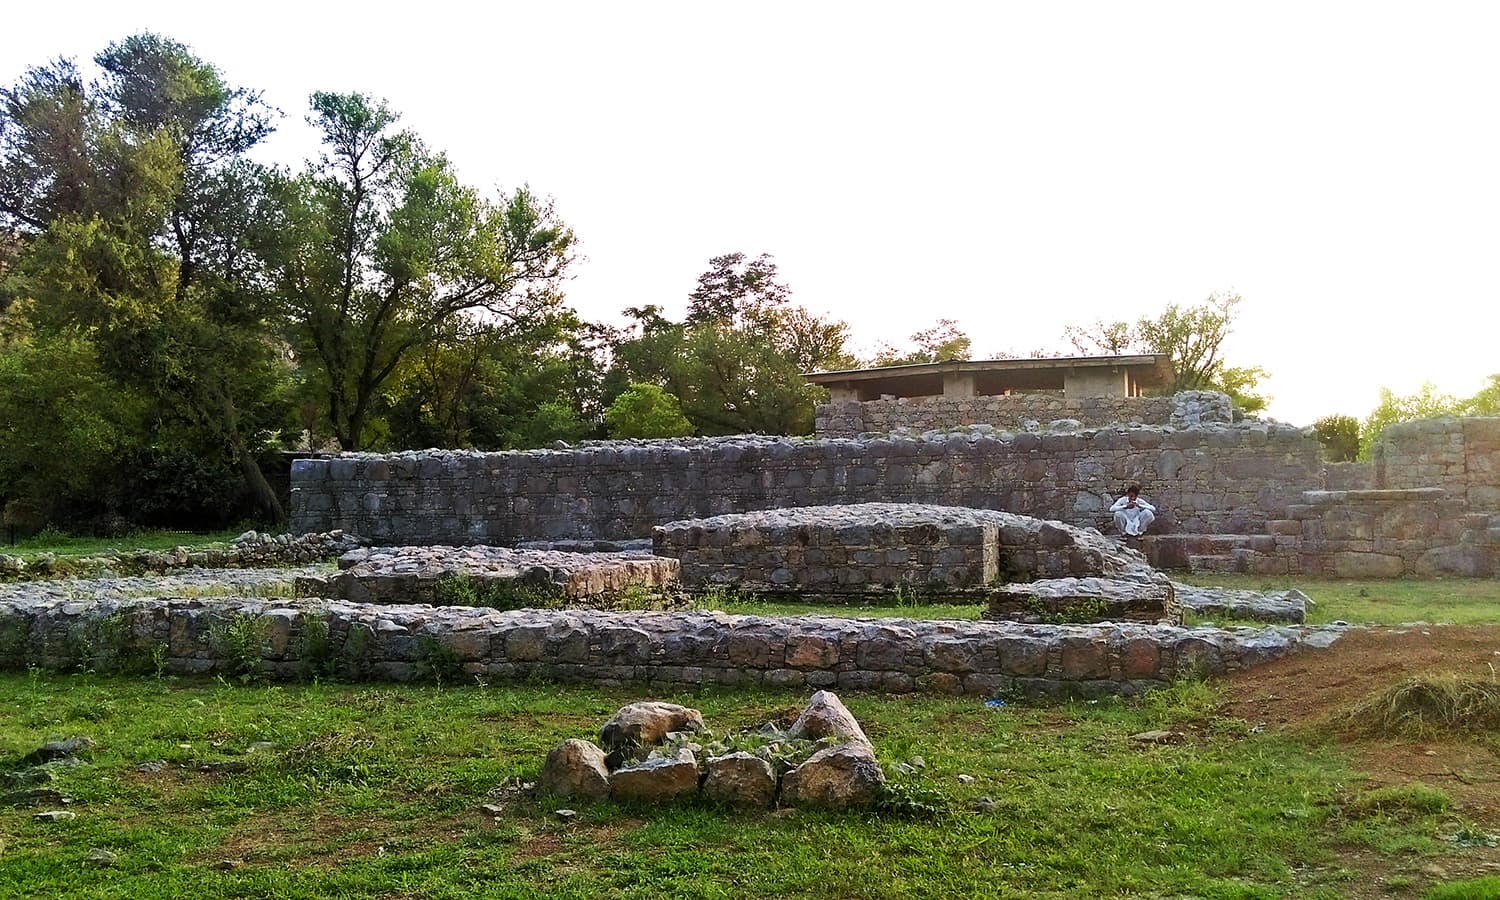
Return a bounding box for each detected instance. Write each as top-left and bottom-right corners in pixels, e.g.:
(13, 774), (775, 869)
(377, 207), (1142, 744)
(813, 391), (1233, 439)
(0, 594), (1346, 697)
(1376, 417), (1500, 510)
(291, 423), (1323, 544)
(314, 546), (680, 604)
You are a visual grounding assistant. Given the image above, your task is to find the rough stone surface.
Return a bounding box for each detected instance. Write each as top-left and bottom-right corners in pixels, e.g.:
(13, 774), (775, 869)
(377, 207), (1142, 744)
(599, 702), (705, 751)
(0, 581), (1352, 695)
(780, 743), (886, 810)
(702, 752), (777, 808)
(787, 691), (870, 746)
(655, 503), (1150, 595)
(813, 391), (1234, 438)
(1172, 584), (1309, 624)
(985, 574), (1180, 625)
(609, 748), (701, 803)
(319, 545), (679, 603)
(538, 739), (611, 802)
(288, 423), (1323, 543)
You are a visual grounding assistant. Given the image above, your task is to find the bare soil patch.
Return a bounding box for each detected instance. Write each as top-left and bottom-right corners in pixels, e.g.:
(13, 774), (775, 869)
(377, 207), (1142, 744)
(1224, 625), (1500, 818)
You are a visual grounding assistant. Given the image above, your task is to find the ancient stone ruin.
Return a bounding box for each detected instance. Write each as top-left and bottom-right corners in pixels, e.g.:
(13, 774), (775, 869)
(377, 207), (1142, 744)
(539, 692), (886, 810)
(307, 544), (679, 605)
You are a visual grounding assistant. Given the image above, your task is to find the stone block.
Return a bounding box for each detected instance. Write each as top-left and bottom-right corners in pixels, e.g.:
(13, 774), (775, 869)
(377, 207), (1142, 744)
(1332, 552), (1405, 579)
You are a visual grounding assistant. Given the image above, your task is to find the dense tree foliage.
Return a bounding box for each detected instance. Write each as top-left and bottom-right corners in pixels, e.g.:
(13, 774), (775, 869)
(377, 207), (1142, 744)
(1312, 414), (1361, 462)
(605, 253), (851, 436)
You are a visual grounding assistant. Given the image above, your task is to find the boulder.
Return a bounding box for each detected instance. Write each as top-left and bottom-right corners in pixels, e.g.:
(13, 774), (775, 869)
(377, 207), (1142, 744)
(702, 752), (776, 808)
(786, 691), (869, 746)
(598, 702), (705, 752)
(538, 739), (611, 802)
(609, 747), (701, 803)
(780, 743), (885, 810)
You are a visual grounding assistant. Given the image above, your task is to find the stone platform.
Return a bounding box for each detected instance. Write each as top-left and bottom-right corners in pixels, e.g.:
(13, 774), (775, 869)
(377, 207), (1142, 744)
(308, 546), (679, 605)
(653, 503), (1147, 596)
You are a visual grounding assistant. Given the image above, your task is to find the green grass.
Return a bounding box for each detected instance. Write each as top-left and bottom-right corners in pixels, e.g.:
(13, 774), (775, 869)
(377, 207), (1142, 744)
(0, 672), (1479, 898)
(3, 528), (245, 562)
(705, 577), (1500, 627)
(1177, 575), (1500, 626)
(1428, 876), (1500, 899)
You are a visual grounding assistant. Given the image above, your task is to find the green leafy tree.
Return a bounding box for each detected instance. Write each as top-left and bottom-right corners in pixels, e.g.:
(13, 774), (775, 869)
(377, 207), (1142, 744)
(604, 383), (694, 439)
(1060, 292), (1269, 410)
(875, 318), (973, 365)
(0, 34), (292, 522)
(1359, 382), (1463, 459)
(1463, 374), (1500, 416)
(264, 91), (576, 450)
(1313, 414), (1361, 462)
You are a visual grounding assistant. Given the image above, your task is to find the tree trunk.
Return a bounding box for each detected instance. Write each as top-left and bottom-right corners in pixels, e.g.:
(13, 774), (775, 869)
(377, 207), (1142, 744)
(235, 439), (286, 526)
(219, 390), (286, 525)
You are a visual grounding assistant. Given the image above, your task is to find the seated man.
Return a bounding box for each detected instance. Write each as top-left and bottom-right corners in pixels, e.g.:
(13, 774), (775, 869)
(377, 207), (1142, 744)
(1110, 483), (1156, 537)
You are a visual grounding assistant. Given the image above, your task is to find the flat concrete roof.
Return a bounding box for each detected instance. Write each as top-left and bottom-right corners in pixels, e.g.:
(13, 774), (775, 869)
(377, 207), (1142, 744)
(803, 354), (1173, 386)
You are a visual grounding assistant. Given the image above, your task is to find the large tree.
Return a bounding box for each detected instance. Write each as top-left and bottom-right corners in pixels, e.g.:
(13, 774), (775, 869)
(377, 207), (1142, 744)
(1062, 291), (1268, 410)
(264, 92), (577, 450)
(0, 34), (291, 521)
(607, 253), (850, 435)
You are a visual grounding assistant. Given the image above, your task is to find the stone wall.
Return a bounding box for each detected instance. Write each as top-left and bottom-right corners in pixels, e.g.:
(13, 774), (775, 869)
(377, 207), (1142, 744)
(654, 503), (1152, 595)
(290, 424), (1323, 545)
(1284, 488), (1498, 577)
(0, 593), (1345, 697)
(1323, 462), (1374, 491)
(813, 391), (1234, 439)
(1376, 418), (1500, 510)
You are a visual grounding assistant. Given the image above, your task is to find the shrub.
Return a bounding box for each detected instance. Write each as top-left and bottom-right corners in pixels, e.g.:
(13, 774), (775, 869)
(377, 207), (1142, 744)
(1313, 414), (1360, 462)
(209, 613), (268, 683)
(604, 383), (694, 439)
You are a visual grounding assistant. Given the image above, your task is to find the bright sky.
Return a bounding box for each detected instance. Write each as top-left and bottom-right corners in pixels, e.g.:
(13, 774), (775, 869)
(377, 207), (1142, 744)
(5, 1), (1498, 426)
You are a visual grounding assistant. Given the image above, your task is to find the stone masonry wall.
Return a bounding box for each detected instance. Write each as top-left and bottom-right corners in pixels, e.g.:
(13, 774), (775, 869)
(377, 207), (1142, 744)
(0, 594), (1345, 698)
(1282, 488), (1498, 577)
(290, 424), (1323, 545)
(1376, 418), (1500, 511)
(813, 391), (1234, 439)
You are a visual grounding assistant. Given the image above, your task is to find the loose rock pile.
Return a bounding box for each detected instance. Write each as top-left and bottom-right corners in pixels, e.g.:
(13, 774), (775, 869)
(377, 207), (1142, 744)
(309, 545), (680, 604)
(539, 691), (886, 810)
(0, 531), (362, 582)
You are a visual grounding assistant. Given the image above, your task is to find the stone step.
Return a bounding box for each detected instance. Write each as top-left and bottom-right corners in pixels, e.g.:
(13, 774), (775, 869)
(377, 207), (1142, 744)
(1140, 533), (1277, 569)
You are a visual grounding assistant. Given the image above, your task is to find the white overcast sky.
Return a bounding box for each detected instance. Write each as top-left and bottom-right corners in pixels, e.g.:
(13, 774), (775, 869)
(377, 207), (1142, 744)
(5, 1), (1498, 426)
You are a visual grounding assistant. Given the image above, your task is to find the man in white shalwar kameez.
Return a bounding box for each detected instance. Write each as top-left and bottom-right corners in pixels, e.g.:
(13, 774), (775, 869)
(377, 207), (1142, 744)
(1110, 484), (1156, 537)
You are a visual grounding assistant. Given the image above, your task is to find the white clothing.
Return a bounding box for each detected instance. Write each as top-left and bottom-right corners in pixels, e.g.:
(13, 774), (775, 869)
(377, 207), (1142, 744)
(1110, 494), (1156, 536)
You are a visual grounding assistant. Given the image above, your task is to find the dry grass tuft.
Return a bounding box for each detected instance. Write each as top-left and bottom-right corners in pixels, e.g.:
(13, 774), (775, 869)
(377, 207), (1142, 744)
(1331, 671), (1500, 738)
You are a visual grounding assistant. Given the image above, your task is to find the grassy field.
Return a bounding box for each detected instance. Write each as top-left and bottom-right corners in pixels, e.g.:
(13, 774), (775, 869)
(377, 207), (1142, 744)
(2, 529), (245, 562)
(0, 673), (1493, 899)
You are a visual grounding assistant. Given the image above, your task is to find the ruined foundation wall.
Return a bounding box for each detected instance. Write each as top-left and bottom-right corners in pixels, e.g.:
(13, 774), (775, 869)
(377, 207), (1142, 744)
(1376, 418), (1500, 511)
(290, 424), (1323, 545)
(0, 595), (1342, 697)
(813, 391), (1234, 439)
